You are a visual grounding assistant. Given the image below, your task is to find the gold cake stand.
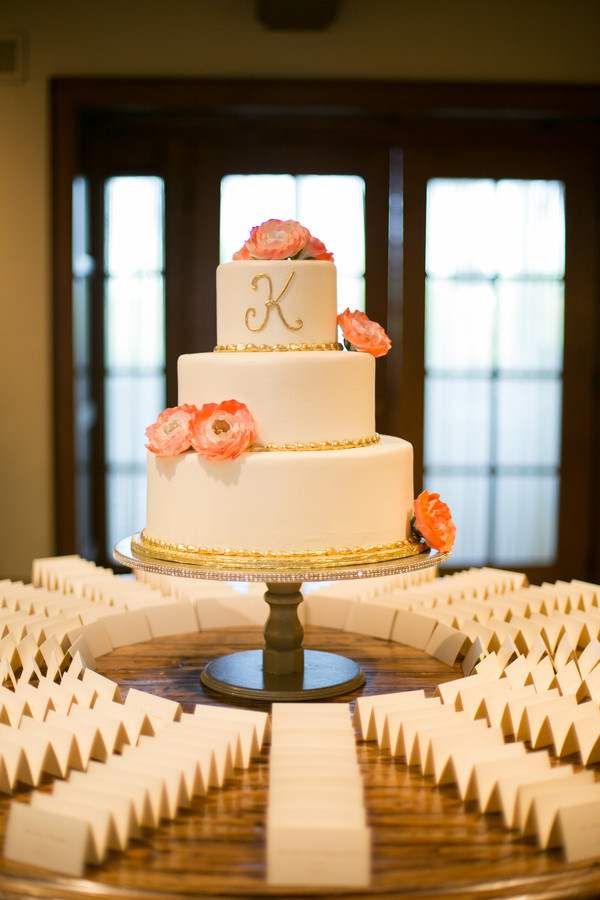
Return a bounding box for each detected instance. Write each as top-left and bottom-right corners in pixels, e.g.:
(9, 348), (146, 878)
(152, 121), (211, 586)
(114, 534), (450, 702)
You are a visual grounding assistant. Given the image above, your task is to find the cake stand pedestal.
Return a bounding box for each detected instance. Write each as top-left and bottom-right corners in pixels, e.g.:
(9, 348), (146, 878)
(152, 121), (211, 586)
(114, 535), (450, 702)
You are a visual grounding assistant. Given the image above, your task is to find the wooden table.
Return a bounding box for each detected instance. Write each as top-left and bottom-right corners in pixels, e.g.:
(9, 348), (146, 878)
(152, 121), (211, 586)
(1, 624), (598, 899)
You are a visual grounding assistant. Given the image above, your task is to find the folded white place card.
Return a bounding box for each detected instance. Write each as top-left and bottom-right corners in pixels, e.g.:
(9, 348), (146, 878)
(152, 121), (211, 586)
(424, 622), (470, 666)
(82, 668), (123, 702)
(18, 715), (78, 779)
(92, 696), (154, 747)
(454, 677), (514, 720)
(51, 779), (139, 849)
(0, 721), (53, 788)
(518, 692), (577, 745)
(460, 637), (486, 676)
(527, 780), (600, 851)
(124, 687), (182, 723)
(447, 739), (527, 801)
(68, 703), (129, 755)
(386, 704), (457, 762)
(4, 798), (97, 875)
(577, 639), (600, 679)
(564, 708), (600, 764)
(344, 601), (397, 641)
(157, 720), (233, 786)
(115, 746), (189, 817)
(103, 756), (170, 823)
(501, 687), (557, 738)
(515, 769), (596, 835)
(413, 716), (489, 775)
(194, 702), (269, 749)
(142, 601), (199, 638)
(499, 764), (575, 830)
(100, 609), (153, 648)
(135, 734), (211, 797)
(474, 652), (504, 680)
(374, 695), (439, 749)
(380, 698), (443, 754)
(389, 608), (440, 651)
(267, 822), (371, 888)
(352, 689), (426, 741)
(471, 747), (549, 814)
(45, 708), (106, 768)
(552, 795), (600, 863)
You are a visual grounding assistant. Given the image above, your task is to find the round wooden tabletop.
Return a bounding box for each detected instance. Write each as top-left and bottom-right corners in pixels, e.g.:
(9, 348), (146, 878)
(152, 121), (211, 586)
(1, 624), (598, 899)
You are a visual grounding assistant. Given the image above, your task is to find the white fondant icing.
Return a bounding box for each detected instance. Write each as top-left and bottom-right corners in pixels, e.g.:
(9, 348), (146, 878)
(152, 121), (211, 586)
(145, 436), (415, 554)
(178, 351), (375, 446)
(216, 260), (338, 347)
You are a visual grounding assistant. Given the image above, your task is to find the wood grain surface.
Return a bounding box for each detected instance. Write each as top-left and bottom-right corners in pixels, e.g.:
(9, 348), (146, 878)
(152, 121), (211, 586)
(0, 624), (598, 899)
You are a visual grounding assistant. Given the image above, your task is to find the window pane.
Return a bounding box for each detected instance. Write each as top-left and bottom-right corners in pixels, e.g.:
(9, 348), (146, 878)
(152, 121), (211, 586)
(295, 175), (365, 275)
(497, 280), (564, 372)
(105, 177), (164, 276)
(496, 180), (565, 277)
(105, 374), (164, 466)
(105, 275), (165, 370)
(424, 177), (565, 569)
(220, 175), (296, 261)
(424, 377), (491, 467)
(424, 473), (490, 567)
(494, 475), (559, 565)
(425, 279), (495, 373)
(103, 175), (166, 560)
(106, 470), (147, 560)
(426, 179), (497, 278)
(496, 378), (562, 467)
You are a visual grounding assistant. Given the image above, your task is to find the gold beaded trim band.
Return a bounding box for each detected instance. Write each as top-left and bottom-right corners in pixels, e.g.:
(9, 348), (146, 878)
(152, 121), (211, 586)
(214, 342), (343, 352)
(247, 434), (380, 452)
(133, 530), (427, 571)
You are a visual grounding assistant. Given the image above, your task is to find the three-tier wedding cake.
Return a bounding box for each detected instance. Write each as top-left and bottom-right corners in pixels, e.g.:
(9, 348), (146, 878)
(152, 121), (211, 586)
(134, 219), (455, 569)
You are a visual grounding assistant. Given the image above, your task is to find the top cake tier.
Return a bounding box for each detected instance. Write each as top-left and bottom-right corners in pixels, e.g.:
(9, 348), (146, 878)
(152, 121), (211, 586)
(216, 260), (338, 348)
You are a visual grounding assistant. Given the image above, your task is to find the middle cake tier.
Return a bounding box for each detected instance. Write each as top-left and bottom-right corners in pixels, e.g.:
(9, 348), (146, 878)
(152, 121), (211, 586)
(178, 349), (376, 446)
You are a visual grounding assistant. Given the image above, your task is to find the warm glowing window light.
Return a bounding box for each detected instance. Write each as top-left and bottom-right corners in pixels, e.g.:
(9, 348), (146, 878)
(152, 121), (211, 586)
(104, 176), (166, 558)
(424, 179), (565, 567)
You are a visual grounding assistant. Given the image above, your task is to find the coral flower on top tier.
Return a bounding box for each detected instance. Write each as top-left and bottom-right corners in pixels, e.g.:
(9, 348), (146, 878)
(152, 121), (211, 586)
(412, 490), (456, 552)
(337, 308), (392, 358)
(145, 404), (198, 457)
(189, 399), (257, 461)
(232, 218), (334, 262)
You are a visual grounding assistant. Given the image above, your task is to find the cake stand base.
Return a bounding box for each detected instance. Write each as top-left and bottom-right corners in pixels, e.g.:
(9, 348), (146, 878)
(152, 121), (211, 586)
(201, 649), (365, 702)
(114, 535), (450, 704)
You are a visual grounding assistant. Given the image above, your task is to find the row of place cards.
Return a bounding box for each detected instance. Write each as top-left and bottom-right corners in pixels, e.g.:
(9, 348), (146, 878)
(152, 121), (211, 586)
(267, 703), (370, 888)
(3, 683), (268, 876)
(354, 688), (600, 864)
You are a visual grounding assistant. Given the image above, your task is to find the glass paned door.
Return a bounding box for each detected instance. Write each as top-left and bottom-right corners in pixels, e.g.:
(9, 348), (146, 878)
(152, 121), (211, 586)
(103, 176), (166, 558)
(424, 179), (565, 568)
(220, 174), (366, 313)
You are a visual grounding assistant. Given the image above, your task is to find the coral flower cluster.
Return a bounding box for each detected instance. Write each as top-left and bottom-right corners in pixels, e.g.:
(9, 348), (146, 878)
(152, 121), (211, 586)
(145, 400), (256, 460)
(233, 218), (334, 262)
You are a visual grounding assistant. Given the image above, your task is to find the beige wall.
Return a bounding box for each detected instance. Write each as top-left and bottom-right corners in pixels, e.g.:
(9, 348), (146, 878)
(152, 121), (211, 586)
(1, 0), (599, 581)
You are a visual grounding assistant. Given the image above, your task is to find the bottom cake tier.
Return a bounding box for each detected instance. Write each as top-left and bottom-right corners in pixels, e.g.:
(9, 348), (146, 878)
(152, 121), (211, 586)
(139, 435), (425, 568)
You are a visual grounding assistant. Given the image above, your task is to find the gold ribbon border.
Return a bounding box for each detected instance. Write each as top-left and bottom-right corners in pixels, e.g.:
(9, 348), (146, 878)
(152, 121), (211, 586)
(214, 342), (343, 352)
(134, 529), (427, 571)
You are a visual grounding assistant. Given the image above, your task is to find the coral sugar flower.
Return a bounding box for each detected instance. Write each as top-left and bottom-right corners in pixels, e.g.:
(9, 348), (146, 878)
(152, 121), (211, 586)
(412, 490), (456, 552)
(189, 399), (256, 461)
(337, 308), (391, 358)
(145, 404), (197, 457)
